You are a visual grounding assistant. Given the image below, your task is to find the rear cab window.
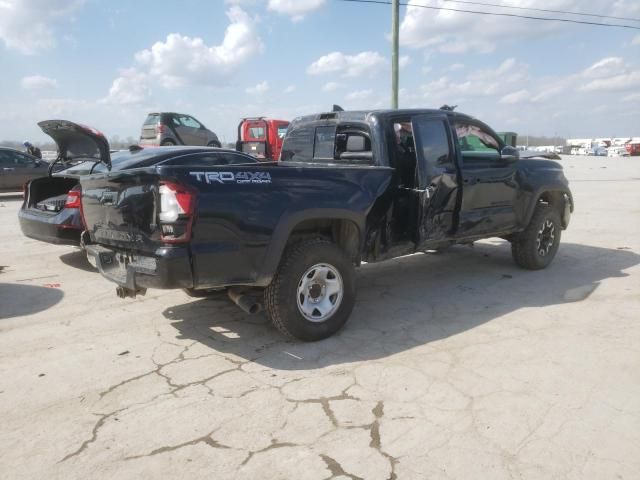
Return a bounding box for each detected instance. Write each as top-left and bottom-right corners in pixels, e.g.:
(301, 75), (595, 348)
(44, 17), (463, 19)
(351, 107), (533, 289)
(282, 122), (373, 165)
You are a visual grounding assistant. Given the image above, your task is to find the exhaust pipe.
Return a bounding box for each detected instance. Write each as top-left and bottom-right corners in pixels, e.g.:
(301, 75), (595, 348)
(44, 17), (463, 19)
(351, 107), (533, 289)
(116, 286), (146, 299)
(228, 288), (262, 315)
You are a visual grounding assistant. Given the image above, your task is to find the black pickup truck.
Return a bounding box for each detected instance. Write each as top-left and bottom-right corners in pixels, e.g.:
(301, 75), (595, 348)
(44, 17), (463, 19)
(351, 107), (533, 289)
(80, 108), (573, 341)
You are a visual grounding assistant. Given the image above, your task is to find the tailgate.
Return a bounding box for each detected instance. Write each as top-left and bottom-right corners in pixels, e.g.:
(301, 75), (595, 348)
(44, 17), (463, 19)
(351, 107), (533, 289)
(80, 170), (161, 251)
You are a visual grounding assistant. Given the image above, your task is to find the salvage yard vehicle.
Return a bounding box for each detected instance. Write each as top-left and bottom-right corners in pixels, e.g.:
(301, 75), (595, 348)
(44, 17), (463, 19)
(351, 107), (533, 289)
(139, 112), (221, 147)
(0, 147), (48, 192)
(19, 120), (256, 245)
(79, 108), (574, 341)
(236, 117), (289, 160)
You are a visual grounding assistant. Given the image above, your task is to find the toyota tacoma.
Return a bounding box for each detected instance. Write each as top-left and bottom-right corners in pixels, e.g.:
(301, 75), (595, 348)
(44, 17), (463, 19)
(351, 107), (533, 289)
(79, 108), (573, 341)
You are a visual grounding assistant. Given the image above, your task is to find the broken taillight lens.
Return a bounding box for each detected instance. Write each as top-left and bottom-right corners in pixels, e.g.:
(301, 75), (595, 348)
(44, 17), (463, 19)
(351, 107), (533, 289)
(64, 186), (81, 209)
(159, 181), (195, 243)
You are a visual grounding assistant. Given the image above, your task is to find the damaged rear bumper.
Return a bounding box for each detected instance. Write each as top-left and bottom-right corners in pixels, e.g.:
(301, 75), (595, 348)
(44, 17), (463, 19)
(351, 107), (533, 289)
(84, 244), (194, 292)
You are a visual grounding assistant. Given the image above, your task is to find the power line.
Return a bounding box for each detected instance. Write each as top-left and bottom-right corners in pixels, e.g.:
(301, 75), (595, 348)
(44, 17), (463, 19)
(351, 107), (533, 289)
(337, 0), (640, 30)
(442, 0), (640, 23)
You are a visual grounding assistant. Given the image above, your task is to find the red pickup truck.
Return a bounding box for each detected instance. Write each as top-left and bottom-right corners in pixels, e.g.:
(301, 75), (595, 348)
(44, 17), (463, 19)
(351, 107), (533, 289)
(236, 118), (289, 161)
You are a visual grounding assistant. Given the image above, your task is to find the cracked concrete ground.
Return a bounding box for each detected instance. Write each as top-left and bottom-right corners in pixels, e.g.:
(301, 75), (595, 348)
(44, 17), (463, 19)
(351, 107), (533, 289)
(1, 156), (639, 479)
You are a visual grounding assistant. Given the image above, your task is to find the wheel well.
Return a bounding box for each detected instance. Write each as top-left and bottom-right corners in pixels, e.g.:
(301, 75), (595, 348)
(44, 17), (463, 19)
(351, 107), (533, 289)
(287, 219), (360, 263)
(537, 191), (565, 213)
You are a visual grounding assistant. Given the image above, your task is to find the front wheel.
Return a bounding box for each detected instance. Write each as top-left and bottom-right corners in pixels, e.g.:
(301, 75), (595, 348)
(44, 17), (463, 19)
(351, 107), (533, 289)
(264, 238), (356, 341)
(511, 204), (561, 270)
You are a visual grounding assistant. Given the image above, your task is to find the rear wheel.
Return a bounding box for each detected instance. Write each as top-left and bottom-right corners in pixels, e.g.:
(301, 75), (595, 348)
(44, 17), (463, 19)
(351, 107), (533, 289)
(264, 238), (356, 341)
(161, 139), (176, 146)
(511, 204), (561, 270)
(207, 140), (221, 148)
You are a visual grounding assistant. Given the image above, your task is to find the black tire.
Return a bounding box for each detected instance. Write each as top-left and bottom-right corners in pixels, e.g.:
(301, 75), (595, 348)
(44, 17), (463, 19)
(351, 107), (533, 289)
(511, 204), (561, 270)
(161, 139), (176, 146)
(207, 140), (221, 148)
(264, 238), (356, 341)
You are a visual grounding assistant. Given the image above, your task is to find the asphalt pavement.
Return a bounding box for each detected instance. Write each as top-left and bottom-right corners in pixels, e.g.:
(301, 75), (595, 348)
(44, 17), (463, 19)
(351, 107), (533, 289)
(1, 156), (639, 479)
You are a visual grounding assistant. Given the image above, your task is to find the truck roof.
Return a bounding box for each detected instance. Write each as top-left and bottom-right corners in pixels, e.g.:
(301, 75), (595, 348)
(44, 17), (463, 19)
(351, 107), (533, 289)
(290, 108), (477, 125)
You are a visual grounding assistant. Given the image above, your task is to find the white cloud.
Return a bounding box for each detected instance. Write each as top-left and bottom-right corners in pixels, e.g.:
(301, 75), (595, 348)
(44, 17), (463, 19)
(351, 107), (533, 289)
(580, 72), (640, 92)
(530, 85), (565, 103)
(0, 0), (84, 54)
(100, 68), (150, 105)
(307, 51), (386, 77)
(399, 0), (628, 55)
(284, 84), (296, 93)
(583, 57), (626, 79)
(623, 92), (640, 102)
(499, 89), (530, 105)
(322, 82), (342, 92)
(267, 0), (325, 21)
(246, 80), (269, 95)
(579, 57), (640, 93)
(446, 63), (464, 72)
(345, 89), (373, 101)
(21, 75), (58, 90)
(133, 7), (262, 88)
(422, 58), (527, 102)
(399, 55), (411, 68)
(633, 34), (640, 46)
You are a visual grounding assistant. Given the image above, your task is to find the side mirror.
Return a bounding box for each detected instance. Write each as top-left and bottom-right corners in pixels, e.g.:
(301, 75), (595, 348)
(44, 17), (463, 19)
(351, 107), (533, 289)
(500, 145), (519, 163)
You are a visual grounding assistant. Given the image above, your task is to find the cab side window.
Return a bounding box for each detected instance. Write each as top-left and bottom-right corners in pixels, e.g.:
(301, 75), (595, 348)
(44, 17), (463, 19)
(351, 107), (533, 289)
(455, 122), (500, 163)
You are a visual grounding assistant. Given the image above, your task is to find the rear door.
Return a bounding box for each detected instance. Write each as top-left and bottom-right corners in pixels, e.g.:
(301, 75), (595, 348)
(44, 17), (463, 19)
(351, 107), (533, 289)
(411, 114), (460, 247)
(241, 121), (268, 159)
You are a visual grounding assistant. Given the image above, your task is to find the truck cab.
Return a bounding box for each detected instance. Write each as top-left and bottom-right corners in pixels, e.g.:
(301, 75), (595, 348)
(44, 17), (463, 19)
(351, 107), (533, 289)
(236, 118), (289, 161)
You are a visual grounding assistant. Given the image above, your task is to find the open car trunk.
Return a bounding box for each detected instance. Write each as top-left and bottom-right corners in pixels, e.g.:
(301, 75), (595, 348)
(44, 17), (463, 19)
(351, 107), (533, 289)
(25, 176), (78, 213)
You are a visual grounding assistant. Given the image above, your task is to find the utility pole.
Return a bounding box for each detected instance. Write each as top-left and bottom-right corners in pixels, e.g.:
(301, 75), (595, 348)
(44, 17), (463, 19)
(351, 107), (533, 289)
(391, 0), (399, 109)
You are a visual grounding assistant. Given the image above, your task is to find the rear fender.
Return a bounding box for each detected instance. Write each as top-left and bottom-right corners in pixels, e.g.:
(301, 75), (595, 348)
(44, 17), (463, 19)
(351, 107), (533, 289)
(256, 209), (364, 286)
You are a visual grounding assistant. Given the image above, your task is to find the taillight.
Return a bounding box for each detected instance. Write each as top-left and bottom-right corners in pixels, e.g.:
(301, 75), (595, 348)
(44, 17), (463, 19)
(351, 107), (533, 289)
(155, 123), (167, 135)
(159, 181), (195, 243)
(65, 186), (81, 209)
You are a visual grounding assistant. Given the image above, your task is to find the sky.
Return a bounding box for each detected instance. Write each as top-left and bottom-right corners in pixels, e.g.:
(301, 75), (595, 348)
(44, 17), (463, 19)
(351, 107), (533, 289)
(1, 0), (639, 145)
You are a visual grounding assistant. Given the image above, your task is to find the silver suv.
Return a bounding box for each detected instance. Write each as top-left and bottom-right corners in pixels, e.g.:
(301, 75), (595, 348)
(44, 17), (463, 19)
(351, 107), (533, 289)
(139, 112), (221, 147)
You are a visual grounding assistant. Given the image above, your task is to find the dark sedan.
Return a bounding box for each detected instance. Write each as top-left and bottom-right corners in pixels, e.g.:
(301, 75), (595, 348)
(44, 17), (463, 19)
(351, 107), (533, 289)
(19, 120), (258, 246)
(0, 147), (48, 191)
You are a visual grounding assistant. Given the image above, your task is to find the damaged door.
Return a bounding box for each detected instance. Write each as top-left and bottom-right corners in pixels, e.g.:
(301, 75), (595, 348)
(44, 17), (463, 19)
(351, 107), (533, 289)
(410, 114), (460, 247)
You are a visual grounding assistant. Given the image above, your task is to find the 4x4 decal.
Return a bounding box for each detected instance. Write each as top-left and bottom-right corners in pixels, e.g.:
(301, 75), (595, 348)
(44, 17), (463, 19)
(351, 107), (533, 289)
(189, 171), (272, 184)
